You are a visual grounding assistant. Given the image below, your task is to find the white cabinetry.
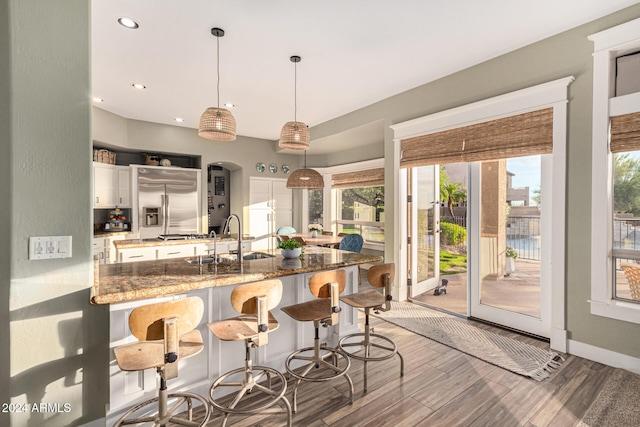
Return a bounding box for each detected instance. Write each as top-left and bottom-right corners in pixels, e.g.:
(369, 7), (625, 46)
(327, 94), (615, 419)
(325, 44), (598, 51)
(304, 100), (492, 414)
(116, 166), (131, 207)
(94, 163), (116, 208)
(93, 162), (131, 208)
(117, 246), (157, 263)
(249, 178), (292, 251)
(93, 238), (108, 264)
(157, 245), (197, 260)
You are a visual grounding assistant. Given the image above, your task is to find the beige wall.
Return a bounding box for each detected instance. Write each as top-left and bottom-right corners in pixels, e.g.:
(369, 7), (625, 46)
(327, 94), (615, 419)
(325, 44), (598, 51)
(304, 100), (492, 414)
(4, 2), (640, 426)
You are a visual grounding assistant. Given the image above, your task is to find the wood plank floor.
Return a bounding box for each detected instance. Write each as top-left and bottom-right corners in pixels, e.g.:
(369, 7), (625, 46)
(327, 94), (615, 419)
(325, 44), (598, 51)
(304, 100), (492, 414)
(198, 312), (617, 427)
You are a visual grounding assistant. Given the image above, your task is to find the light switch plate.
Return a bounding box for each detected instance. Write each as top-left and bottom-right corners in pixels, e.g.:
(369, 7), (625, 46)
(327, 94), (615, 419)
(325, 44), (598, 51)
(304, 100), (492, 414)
(29, 236), (72, 260)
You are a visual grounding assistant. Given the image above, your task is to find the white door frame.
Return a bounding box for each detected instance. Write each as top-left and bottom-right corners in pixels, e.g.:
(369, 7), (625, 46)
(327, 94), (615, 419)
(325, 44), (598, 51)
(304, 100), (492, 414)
(391, 76), (573, 351)
(409, 166), (441, 297)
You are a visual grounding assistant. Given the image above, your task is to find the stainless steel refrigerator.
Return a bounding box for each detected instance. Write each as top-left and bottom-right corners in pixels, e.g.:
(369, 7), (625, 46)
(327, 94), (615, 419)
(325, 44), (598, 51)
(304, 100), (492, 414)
(135, 166), (201, 239)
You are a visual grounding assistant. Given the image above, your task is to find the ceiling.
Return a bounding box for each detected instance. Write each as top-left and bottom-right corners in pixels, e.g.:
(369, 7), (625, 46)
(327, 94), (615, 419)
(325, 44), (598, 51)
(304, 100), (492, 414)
(92, 0), (639, 155)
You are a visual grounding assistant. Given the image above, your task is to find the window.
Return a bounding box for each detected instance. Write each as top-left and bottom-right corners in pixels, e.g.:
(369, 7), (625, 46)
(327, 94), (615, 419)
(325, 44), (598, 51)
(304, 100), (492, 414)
(331, 166), (385, 244)
(335, 185), (385, 243)
(589, 18), (640, 324)
(308, 189), (323, 225)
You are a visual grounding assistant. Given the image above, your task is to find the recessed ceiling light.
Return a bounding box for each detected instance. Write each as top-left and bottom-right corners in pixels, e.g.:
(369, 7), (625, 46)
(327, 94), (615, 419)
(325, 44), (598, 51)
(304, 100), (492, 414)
(175, 118), (184, 122)
(224, 103), (235, 108)
(92, 97), (104, 103)
(132, 83), (146, 90)
(117, 17), (139, 29)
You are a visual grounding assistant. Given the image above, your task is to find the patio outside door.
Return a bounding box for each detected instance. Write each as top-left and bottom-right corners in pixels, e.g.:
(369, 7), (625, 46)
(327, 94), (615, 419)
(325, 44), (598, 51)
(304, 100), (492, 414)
(468, 156), (550, 338)
(408, 166), (440, 297)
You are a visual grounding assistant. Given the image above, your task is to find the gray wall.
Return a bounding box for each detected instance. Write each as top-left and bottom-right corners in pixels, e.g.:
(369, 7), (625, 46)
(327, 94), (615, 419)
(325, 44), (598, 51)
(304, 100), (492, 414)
(4, 1), (109, 426)
(4, 2), (640, 426)
(310, 5), (640, 357)
(93, 107), (305, 232)
(1, 0), (11, 424)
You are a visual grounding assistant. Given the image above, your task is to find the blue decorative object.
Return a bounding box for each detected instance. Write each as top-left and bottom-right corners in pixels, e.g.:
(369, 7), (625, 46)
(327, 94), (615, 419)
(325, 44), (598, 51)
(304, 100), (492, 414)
(276, 226), (296, 234)
(338, 234), (364, 253)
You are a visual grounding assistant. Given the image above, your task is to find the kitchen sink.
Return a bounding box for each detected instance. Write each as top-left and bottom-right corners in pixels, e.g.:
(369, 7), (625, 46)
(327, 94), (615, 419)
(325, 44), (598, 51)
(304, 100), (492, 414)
(186, 252), (274, 265)
(185, 256), (217, 265)
(241, 252), (275, 260)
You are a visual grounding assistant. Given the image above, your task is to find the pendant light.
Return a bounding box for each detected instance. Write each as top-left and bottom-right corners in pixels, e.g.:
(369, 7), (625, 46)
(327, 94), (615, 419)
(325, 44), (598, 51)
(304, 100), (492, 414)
(279, 55), (310, 150)
(199, 27), (236, 141)
(286, 150), (324, 189)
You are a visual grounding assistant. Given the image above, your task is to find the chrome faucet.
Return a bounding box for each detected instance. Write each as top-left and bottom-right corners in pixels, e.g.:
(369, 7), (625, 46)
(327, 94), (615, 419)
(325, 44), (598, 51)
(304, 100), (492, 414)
(208, 229), (217, 263)
(223, 214), (243, 263)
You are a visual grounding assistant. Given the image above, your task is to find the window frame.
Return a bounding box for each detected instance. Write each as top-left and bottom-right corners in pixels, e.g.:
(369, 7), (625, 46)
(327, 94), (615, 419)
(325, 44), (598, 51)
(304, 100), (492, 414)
(589, 17), (640, 324)
(310, 159), (385, 251)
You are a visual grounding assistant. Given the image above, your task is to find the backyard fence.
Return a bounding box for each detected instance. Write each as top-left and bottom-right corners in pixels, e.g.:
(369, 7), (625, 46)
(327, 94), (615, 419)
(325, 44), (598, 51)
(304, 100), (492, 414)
(506, 216), (541, 261)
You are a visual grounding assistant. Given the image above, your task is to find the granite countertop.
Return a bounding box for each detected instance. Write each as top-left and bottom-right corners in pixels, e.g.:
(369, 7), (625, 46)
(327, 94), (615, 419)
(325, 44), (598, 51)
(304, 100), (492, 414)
(112, 234), (253, 249)
(91, 246), (382, 305)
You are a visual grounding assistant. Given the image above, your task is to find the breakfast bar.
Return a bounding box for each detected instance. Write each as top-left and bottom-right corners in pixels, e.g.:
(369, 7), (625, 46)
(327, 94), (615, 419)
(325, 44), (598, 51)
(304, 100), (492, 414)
(93, 246), (382, 424)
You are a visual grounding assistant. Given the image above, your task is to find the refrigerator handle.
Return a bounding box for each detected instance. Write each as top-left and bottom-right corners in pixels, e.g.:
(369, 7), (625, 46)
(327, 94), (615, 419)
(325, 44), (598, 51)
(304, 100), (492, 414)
(162, 194), (167, 235)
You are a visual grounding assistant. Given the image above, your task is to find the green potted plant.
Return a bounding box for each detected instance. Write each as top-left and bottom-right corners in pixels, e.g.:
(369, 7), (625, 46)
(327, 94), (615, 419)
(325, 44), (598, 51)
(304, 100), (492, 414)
(278, 239), (303, 259)
(308, 223), (322, 238)
(505, 246), (518, 276)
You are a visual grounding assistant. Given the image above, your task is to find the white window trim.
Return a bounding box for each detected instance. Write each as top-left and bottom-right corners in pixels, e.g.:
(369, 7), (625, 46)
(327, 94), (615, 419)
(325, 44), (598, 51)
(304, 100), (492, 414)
(391, 76), (573, 350)
(589, 18), (640, 324)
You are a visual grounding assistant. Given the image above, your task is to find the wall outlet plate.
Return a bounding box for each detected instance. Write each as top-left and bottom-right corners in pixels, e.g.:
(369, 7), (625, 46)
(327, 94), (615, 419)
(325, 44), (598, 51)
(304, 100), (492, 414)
(29, 236), (72, 260)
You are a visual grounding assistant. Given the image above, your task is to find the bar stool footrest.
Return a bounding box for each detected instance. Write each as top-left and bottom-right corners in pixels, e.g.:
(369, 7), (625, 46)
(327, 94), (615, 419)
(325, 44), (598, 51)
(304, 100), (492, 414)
(339, 332), (399, 362)
(114, 392), (210, 427)
(284, 345), (351, 382)
(208, 366), (291, 420)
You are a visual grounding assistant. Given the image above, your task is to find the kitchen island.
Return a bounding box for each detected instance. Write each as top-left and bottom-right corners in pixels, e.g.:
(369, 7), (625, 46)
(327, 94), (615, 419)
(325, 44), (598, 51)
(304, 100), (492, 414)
(94, 246), (382, 424)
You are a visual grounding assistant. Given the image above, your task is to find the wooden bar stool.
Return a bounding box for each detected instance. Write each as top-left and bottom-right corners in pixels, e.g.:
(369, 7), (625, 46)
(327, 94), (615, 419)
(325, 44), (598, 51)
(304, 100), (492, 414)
(280, 269), (354, 412)
(113, 297), (211, 426)
(207, 279), (292, 427)
(338, 263), (404, 392)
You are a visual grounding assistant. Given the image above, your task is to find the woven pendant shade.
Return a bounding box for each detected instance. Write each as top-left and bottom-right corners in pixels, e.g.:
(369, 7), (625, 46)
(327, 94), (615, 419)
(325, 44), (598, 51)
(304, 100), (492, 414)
(279, 121), (310, 150)
(199, 107), (237, 141)
(199, 27), (236, 142)
(279, 55), (311, 150)
(286, 167), (324, 189)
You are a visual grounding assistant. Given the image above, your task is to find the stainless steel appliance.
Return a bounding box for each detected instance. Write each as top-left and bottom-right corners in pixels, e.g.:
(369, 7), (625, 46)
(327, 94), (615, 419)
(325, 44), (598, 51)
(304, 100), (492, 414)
(135, 166), (201, 239)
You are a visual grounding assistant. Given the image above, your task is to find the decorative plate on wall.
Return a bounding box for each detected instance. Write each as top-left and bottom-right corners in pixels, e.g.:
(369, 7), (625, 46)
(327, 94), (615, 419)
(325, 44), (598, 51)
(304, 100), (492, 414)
(256, 162), (266, 173)
(281, 164), (290, 174)
(269, 163), (278, 173)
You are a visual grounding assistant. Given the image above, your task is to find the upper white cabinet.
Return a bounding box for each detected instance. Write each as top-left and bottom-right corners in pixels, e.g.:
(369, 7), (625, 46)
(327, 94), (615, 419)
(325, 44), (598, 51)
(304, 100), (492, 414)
(93, 162), (131, 208)
(116, 166), (131, 207)
(249, 178), (292, 250)
(94, 162), (116, 208)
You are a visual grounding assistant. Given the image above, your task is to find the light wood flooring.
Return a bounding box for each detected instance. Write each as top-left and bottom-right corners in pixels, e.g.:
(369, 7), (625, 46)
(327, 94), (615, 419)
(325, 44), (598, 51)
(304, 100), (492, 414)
(198, 312), (616, 426)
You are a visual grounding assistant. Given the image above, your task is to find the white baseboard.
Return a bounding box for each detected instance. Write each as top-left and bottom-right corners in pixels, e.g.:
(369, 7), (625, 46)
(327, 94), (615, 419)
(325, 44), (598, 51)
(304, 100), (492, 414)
(567, 339), (640, 374)
(550, 327), (568, 353)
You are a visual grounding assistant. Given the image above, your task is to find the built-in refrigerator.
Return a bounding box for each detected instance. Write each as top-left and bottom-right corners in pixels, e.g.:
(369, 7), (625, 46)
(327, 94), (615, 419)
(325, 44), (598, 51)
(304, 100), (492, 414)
(134, 166), (201, 239)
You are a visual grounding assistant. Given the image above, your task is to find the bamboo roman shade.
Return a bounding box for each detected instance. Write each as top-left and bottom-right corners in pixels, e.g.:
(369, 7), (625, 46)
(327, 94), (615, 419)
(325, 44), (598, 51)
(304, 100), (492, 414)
(400, 107), (554, 168)
(332, 168), (385, 189)
(610, 111), (640, 153)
